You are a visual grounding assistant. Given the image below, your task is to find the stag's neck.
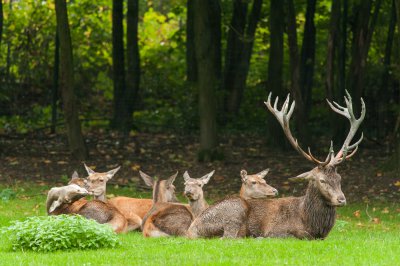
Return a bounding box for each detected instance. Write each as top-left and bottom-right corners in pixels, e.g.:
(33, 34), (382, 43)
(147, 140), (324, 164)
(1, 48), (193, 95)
(189, 196), (209, 217)
(302, 183), (336, 239)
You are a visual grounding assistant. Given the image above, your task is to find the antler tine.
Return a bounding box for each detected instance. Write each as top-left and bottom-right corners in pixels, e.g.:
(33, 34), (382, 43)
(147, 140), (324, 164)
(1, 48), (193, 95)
(327, 90), (366, 166)
(265, 92), (324, 165)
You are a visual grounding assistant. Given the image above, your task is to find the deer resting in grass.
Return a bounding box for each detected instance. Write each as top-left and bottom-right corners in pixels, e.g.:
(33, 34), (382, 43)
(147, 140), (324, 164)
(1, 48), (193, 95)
(187, 169), (278, 238)
(108, 170), (180, 231)
(141, 171), (214, 237)
(46, 184), (91, 213)
(49, 170), (128, 233)
(243, 91), (365, 239)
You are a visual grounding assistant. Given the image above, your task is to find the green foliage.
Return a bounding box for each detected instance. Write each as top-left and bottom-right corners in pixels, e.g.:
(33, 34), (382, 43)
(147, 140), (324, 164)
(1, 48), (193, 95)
(1, 215), (119, 252)
(0, 189), (16, 202)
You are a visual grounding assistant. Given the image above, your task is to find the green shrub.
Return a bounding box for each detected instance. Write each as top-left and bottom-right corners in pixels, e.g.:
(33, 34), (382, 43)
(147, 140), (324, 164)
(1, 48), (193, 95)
(1, 215), (119, 252)
(0, 188), (16, 202)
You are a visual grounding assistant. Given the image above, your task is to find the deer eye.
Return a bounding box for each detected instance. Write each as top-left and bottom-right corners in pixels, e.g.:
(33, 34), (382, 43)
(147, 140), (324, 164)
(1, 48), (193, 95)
(198, 184), (202, 187)
(252, 181), (257, 185)
(320, 179), (327, 184)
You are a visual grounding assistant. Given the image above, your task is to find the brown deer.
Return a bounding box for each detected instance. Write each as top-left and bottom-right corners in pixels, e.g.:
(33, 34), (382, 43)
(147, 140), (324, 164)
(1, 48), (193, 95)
(48, 171), (128, 233)
(243, 90), (365, 239)
(187, 169), (278, 238)
(107, 171), (180, 231)
(141, 170), (214, 237)
(83, 164), (121, 202)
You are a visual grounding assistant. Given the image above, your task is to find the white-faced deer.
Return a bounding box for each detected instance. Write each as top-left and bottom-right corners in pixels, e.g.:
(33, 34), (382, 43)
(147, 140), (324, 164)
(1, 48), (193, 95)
(108, 171), (179, 231)
(141, 171), (214, 237)
(46, 184), (91, 213)
(48, 172), (128, 233)
(187, 169), (278, 238)
(244, 91), (365, 239)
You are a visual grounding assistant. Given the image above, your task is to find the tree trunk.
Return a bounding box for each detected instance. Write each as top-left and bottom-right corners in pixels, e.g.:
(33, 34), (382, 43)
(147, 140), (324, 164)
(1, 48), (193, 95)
(193, 0), (221, 161)
(186, 0), (197, 83)
(51, 31), (60, 134)
(0, 0), (3, 48)
(393, 0), (400, 173)
(126, 0), (140, 121)
(349, 0), (382, 113)
(223, 0), (263, 118)
(266, 0), (286, 148)
(299, 0), (317, 123)
(111, 0), (129, 132)
(55, 0), (87, 160)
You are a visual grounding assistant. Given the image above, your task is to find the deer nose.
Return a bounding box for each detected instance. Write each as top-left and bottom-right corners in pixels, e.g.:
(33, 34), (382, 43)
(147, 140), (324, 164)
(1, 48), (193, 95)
(272, 188), (278, 195)
(337, 196), (346, 206)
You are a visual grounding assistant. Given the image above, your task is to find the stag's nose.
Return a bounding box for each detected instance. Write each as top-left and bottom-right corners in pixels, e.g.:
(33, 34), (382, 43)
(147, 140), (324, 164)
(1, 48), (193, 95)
(337, 196), (346, 206)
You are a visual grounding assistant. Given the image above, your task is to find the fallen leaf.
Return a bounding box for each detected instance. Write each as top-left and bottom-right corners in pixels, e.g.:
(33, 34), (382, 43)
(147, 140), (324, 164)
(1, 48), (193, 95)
(381, 207), (389, 214)
(372, 217), (381, 224)
(394, 181), (400, 187)
(353, 210), (361, 218)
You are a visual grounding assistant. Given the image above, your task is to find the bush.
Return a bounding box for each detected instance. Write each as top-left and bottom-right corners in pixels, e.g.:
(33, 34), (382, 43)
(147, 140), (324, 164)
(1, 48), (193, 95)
(1, 215), (119, 252)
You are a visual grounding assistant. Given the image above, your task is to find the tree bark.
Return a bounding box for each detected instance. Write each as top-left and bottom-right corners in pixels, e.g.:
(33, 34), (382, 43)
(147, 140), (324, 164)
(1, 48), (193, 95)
(193, 0), (221, 161)
(266, 0), (286, 148)
(223, 0), (263, 118)
(186, 0), (197, 83)
(126, 0), (140, 121)
(111, 0), (129, 132)
(54, 0), (87, 160)
(393, 0), (400, 173)
(51, 31), (60, 134)
(349, 0), (382, 113)
(300, 0), (317, 122)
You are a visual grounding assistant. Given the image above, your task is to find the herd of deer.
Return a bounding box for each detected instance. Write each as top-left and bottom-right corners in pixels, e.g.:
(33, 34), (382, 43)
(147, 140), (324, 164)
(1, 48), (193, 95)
(46, 91), (365, 240)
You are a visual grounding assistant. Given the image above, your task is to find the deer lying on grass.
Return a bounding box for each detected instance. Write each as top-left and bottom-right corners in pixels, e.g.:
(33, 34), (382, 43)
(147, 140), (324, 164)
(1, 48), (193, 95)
(141, 171), (214, 237)
(187, 169), (278, 238)
(46, 183), (91, 213)
(49, 170), (128, 233)
(243, 91), (365, 239)
(108, 171), (180, 231)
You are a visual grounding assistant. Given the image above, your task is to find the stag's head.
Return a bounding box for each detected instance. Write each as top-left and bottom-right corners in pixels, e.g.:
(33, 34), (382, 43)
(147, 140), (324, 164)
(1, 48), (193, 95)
(139, 170), (179, 203)
(240, 169), (278, 200)
(183, 170), (214, 201)
(83, 164), (120, 199)
(265, 90), (365, 207)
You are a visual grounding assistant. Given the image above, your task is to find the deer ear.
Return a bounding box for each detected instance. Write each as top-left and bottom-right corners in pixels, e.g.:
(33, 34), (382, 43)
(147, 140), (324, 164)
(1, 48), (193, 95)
(256, 168), (270, 179)
(49, 200), (62, 213)
(71, 171), (79, 179)
(139, 171), (154, 187)
(166, 171), (178, 187)
(183, 171), (191, 182)
(106, 166), (121, 180)
(84, 163), (96, 175)
(240, 170), (248, 182)
(200, 170), (214, 185)
(289, 170), (315, 182)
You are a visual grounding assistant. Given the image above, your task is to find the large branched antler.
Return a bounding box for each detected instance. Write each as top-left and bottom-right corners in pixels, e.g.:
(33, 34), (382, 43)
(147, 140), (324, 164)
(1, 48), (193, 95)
(264, 93), (329, 166)
(326, 90), (366, 165)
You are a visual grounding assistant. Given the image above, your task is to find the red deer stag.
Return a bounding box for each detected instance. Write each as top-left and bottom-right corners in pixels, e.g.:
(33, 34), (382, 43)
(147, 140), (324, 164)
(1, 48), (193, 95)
(187, 169), (278, 238)
(244, 90), (365, 239)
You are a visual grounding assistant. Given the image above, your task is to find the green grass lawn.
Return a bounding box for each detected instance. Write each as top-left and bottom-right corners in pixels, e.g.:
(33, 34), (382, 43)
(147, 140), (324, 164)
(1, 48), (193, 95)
(0, 183), (399, 265)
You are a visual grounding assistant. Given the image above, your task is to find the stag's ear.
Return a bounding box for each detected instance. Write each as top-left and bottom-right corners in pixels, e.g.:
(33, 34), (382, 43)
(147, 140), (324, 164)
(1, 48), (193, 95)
(240, 170), (248, 182)
(183, 171), (191, 182)
(71, 171), (79, 179)
(289, 170), (315, 182)
(166, 171), (178, 187)
(84, 163), (96, 175)
(139, 171), (154, 187)
(106, 166), (121, 180)
(49, 200), (62, 213)
(256, 168), (270, 179)
(199, 170), (214, 185)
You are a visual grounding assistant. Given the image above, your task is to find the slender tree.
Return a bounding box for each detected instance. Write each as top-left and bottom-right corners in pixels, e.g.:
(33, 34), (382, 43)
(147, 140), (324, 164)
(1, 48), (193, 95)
(51, 31), (59, 134)
(348, 0), (382, 112)
(193, 0), (221, 161)
(186, 0), (197, 83)
(394, 0), (400, 172)
(54, 0), (87, 160)
(223, 0), (263, 118)
(111, 0), (129, 132)
(126, 0), (140, 121)
(266, 0), (286, 148)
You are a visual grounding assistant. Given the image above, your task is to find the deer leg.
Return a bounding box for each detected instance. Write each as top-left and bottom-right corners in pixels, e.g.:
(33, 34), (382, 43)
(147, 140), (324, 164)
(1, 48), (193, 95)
(126, 215), (142, 231)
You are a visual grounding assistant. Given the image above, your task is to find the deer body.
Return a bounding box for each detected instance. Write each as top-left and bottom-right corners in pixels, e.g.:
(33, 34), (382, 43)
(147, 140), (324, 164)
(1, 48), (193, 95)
(187, 169), (278, 238)
(142, 171), (214, 237)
